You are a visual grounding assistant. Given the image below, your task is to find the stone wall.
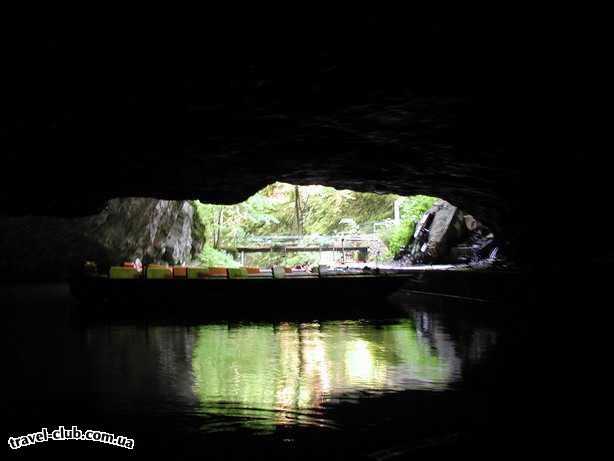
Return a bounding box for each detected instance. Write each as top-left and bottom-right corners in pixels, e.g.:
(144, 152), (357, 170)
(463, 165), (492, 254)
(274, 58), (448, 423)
(0, 199), (204, 281)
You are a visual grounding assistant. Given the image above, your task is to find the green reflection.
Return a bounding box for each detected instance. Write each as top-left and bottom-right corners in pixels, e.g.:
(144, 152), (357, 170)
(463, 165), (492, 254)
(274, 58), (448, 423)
(192, 320), (452, 427)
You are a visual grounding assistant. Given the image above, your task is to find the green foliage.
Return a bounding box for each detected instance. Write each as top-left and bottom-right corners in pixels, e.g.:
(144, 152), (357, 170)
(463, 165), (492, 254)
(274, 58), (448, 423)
(192, 184), (437, 265)
(192, 202), (217, 244)
(298, 186), (397, 235)
(247, 251), (321, 268)
(193, 193), (280, 247)
(194, 183), (401, 240)
(198, 245), (239, 268)
(380, 195), (437, 257)
(382, 223), (415, 259)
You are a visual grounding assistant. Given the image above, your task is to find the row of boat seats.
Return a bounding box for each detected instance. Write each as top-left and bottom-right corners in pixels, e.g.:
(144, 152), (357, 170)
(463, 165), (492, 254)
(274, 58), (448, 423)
(109, 264), (174, 279)
(109, 265), (286, 279)
(188, 267), (261, 278)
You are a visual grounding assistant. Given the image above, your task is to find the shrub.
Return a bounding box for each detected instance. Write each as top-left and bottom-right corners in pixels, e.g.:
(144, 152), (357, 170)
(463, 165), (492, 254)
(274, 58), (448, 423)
(198, 245), (239, 268)
(380, 195), (437, 257)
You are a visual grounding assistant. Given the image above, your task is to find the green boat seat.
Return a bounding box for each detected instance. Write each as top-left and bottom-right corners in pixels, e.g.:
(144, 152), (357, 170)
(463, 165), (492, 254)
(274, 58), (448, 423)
(109, 266), (141, 279)
(187, 267), (210, 279)
(228, 267), (249, 278)
(146, 266), (173, 279)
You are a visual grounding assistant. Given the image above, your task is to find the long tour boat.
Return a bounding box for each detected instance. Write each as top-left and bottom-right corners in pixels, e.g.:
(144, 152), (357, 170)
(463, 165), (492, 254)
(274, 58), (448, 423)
(69, 262), (414, 319)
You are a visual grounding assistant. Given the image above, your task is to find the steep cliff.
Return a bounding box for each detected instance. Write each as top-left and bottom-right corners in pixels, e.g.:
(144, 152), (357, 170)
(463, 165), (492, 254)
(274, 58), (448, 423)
(84, 199), (204, 266)
(0, 198), (204, 281)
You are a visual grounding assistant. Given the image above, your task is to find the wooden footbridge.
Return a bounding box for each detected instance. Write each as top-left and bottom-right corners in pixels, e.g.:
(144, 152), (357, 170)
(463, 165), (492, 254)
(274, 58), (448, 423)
(222, 234), (380, 263)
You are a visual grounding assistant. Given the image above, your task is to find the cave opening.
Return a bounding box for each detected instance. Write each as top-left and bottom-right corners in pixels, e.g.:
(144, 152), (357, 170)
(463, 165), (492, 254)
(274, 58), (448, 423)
(0, 183), (499, 284)
(3, 12), (607, 459)
(191, 182), (500, 272)
(5, 14), (607, 458)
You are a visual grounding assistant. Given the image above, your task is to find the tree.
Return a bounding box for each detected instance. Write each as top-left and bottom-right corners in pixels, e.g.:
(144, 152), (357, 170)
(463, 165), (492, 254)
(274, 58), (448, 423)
(214, 208), (223, 248)
(294, 185), (303, 236)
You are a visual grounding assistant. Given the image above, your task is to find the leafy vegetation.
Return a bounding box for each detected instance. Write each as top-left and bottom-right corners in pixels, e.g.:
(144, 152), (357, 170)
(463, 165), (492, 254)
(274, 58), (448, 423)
(197, 245), (239, 268)
(192, 183), (437, 266)
(379, 195), (437, 258)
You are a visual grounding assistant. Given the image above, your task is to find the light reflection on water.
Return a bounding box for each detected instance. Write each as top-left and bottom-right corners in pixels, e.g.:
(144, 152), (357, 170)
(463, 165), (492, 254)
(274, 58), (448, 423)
(192, 319), (463, 428)
(7, 285), (506, 457)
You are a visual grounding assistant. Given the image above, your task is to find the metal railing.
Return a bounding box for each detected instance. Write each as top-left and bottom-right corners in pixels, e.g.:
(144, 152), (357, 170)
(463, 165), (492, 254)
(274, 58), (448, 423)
(238, 233), (380, 247)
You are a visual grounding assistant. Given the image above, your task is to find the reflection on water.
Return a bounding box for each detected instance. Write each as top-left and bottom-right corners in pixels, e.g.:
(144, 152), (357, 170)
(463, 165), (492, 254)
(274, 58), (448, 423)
(192, 319), (462, 428)
(7, 284), (502, 457)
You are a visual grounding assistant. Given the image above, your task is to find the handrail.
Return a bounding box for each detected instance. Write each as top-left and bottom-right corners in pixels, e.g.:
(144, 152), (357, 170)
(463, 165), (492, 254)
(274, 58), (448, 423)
(237, 233), (380, 246)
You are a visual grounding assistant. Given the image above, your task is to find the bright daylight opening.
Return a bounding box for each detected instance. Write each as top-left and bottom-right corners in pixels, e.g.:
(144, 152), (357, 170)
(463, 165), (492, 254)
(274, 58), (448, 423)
(192, 182), (499, 273)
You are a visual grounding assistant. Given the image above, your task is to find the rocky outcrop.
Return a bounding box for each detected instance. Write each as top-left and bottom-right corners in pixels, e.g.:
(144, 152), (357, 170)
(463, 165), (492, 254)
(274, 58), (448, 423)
(84, 199), (204, 266)
(401, 200), (496, 265)
(0, 199), (204, 281)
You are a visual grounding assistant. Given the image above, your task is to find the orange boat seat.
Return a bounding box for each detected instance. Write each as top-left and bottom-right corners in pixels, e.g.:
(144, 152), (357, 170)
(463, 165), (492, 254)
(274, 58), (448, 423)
(208, 267), (228, 277)
(173, 267), (188, 278)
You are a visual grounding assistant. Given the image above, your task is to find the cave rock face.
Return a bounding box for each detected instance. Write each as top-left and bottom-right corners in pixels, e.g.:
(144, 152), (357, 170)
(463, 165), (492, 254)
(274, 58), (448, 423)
(0, 198), (205, 280)
(408, 200), (465, 263)
(2, 18), (606, 266)
(85, 198), (203, 265)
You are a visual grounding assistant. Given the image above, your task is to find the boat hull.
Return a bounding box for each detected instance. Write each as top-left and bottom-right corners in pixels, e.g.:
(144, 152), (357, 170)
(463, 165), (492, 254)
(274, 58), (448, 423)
(70, 275), (411, 320)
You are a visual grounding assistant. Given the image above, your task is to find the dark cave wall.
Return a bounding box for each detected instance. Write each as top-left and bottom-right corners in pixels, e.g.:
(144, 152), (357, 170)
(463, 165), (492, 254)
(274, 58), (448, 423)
(0, 199), (204, 281)
(2, 14), (607, 266)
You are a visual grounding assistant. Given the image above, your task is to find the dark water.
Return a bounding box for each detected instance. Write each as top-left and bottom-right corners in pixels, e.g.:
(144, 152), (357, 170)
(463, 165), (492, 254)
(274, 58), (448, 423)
(6, 284), (528, 459)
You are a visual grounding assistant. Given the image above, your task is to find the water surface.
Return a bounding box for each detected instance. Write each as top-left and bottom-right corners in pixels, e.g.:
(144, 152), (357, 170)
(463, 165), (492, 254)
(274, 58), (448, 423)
(7, 284), (503, 458)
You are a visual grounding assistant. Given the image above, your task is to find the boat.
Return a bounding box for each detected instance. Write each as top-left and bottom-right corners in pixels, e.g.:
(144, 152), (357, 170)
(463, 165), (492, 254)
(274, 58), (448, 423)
(69, 263), (414, 320)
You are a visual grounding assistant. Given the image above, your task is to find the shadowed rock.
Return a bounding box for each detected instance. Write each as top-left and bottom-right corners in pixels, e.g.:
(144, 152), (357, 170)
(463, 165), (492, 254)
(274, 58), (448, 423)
(2, 14), (607, 265)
